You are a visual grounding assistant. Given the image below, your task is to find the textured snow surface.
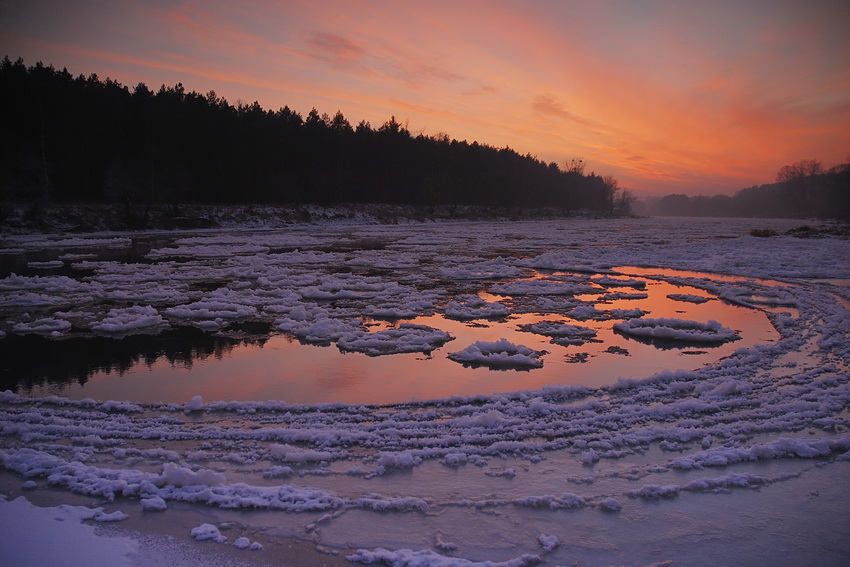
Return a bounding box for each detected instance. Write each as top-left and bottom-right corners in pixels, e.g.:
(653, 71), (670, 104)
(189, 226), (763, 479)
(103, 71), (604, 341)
(1, 217), (850, 566)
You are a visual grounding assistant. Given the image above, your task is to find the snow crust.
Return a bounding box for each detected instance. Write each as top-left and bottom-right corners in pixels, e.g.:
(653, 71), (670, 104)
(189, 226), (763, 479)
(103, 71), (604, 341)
(1, 217), (849, 565)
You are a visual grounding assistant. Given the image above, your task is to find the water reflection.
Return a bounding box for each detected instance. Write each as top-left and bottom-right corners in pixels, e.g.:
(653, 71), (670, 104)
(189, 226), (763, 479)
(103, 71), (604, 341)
(11, 273), (779, 405)
(1, 327), (267, 393)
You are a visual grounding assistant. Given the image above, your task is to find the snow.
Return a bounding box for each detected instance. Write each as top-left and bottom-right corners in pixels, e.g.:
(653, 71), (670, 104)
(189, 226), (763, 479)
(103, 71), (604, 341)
(491, 279), (596, 296)
(447, 339), (545, 368)
(445, 294), (510, 320)
(90, 305), (165, 335)
(337, 323), (453, 356)
(1, 216), (849, 566)
(518, 320), (597, 344)
(346, 548), (542, 566)
(613, 317), (739, 343)
(12, 317), (72, 335)
(190, 523), (227, 543)
(185, 395), (204, 412)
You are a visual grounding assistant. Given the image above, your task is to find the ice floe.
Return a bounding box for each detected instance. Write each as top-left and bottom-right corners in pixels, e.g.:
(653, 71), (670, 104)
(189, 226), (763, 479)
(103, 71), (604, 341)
(613, 317), (739, 344)
(447, 338), (545, 368)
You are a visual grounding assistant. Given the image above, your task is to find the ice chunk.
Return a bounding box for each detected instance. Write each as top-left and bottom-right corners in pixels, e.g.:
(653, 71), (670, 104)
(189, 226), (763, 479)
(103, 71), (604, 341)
(438, 257), (522, 280)
(445, 294), (510, 320)
(448, 339), (544, 368)
(668, 293), (712, 304)
(347, 548), (541, 566)
(614, 317), (739, 343)
(12, 317), (72, 335)
(233, 536), (251, 549)
(538, 533), (560, 551)
(190, 523), (226, 543)
(161, 462), (225, 487)
(337, 323), (453, 356)
(185, 395), (204, 412)
(90, 305), (165, 335)
(492, 279), (596, 296)
(518, 320), (597, 339)
(140, 496), (167, 511)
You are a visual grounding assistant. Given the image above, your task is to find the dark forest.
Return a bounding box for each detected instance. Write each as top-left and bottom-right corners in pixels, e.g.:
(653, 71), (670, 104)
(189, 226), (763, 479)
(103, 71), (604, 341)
(1, 57), (625, 220)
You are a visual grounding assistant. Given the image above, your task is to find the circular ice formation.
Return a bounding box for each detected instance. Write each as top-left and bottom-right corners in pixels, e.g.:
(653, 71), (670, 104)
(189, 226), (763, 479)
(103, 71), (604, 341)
(613, 317), (739, 344)
(445, 294), (510, 320)
(337, 323), (453, 356)
(447, 338), (544, 368)
(518, 320), (597, 339)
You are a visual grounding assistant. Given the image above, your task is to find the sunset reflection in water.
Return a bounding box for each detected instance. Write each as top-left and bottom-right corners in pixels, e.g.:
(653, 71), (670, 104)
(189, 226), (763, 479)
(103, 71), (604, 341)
(20, 269), (782, 405)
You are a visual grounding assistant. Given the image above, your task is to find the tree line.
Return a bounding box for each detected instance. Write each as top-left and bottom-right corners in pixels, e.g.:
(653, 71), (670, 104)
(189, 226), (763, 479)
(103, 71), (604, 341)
(1, 57), (627, 218)
(649, 158), (850, 220)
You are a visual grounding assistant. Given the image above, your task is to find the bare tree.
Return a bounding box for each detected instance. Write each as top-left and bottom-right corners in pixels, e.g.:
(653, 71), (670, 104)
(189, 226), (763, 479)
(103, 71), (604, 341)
(565, 158), (585, 175)
(601, 175), (619, 214)
(614, 188), (637, 216)
(776, 159), (823, 182)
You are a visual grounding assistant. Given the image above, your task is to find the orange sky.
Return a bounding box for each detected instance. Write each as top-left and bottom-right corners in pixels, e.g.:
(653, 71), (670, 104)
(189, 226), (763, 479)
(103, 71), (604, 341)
(2, 0), (848, 196)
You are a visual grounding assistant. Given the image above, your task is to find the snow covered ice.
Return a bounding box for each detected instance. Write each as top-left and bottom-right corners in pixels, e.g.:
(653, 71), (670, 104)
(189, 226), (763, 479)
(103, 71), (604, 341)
(1, 216), (849, 566)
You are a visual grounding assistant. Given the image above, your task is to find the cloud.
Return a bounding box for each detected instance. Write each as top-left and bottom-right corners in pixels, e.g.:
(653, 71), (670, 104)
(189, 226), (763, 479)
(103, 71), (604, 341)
(307, 32), (366, 65)
(300, 31), (464, 89)
(532, 95), (595, 127)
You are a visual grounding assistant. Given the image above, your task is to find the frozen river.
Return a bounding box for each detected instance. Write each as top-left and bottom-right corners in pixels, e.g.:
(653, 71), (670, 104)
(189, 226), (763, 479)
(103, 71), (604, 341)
(1, 216), (849, 566)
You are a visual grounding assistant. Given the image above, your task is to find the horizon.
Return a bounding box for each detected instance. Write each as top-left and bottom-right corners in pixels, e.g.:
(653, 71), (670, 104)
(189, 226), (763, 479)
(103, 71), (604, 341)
(2, 0), (848, 197)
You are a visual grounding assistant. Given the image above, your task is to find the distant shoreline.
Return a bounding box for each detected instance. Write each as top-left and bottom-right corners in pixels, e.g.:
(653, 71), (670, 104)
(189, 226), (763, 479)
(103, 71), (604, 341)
(0, 202), (628, 234)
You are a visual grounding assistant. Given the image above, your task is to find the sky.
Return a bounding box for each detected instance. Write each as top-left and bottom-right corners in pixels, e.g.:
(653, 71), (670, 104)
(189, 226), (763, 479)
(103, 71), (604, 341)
(2, 0), (848, 196)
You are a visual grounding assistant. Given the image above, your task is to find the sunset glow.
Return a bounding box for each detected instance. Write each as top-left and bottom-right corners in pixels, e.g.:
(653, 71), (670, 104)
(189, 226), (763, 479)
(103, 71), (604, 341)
(2, 0), (848, 195)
